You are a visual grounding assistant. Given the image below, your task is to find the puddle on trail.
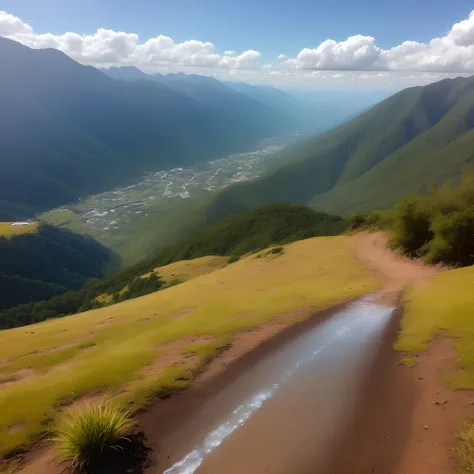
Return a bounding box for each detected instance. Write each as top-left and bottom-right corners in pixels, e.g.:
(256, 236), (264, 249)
(160, 296), (395, 474)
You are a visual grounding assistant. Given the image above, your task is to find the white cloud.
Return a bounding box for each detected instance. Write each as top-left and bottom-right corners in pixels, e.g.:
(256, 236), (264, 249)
(281, 10), (474, 72)
(0, 10), (261, 70)
(0, 11), (32, 36)
(3, 8), (474, 88)
(283, 35), (382, 70)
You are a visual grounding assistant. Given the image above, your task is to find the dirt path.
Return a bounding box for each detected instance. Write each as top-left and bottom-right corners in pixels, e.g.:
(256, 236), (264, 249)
(339, 232), (470, 474)
(354, 231), (440, 303)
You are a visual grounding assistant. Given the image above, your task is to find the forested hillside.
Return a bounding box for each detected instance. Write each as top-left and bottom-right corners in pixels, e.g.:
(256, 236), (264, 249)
(147, 203), (346, 265)
(0, 38), (295, 219)
(197, 76), (474, 218)
(0, 224), (116, 311)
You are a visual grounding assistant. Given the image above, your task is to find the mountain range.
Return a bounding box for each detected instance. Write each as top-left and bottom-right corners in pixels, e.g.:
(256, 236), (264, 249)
(0, 38), (300, 220)
(102, 67), (311, 129)
(199, 75), (474, 219)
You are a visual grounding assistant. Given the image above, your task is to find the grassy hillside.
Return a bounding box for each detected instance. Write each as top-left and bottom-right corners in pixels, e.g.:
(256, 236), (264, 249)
(0, 236), (378, 457)
(198, 76), (474, 218)
(396, 265), (474, 389)
(0, 222), (37, 237)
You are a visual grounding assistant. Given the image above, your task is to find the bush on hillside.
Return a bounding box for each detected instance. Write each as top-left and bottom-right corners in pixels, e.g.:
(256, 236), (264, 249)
(54, 402), (135, 470)
(117, 273), (163, 302)
(389, 199), (434, 257)
(424, 207), (474, 266)
(348, 212), (367, 230)
(350, 172), (474, 268)
(365, 210), (394, 229)
(348, 210), (394, 231)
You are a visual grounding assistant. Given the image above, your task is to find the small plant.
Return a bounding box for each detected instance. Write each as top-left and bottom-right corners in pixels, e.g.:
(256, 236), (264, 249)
(166, 278), (184, 288)
(227, 255), (240, 264)
(270, 246), (284, 255)
(54, 401), (135, 470)
(399, 357), (418, 367)
(456, 418), (474, 473)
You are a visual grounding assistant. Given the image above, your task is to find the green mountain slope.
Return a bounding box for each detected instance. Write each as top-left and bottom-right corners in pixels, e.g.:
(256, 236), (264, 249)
(196, 76), (474, 217)
(146, 203), (346, 266)
(0, 38), (294, 219)
(0, 224), (117, 311)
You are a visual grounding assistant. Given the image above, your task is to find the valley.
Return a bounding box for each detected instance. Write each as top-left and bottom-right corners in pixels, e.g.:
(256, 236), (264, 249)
(38, 134), (304, 258)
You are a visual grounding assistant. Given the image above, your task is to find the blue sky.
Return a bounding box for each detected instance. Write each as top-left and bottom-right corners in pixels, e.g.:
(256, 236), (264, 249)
(1, 0), (474, 89)
(1, 0), (471, 57)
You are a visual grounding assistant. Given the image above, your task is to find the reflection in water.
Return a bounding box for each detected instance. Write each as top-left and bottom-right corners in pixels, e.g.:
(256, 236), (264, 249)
(163, 296), (395, 474)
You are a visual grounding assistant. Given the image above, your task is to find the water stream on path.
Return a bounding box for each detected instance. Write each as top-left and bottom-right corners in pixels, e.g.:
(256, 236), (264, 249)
(161, 295), (395, 474)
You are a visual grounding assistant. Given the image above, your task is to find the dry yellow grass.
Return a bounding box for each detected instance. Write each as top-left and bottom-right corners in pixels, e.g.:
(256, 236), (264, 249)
(0, 222), (38, 237)
(0, 236), (378, 456)
(96, 256), (228, 304)
(147, 255), (228, 283)
(397, 265), (474, 389)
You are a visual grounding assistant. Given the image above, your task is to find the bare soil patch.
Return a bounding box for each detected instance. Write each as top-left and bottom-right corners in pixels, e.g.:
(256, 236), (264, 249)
(0, 368), (35, 388)
(355, 231), (441, 305)
(391, 335), (473, 474)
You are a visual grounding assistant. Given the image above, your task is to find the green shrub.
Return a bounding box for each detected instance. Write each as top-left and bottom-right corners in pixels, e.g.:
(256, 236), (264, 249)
(227, 255), (240, 264)
(54, 402), (135, 470)
(424, 207), (474, 266)
(118, 273), (163, 302)
(389, 198), (434, 257)
(365, 210), (394, 229)
(348, 212), (367, 230)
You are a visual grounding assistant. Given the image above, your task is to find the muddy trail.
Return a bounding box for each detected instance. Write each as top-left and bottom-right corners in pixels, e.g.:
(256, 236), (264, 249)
(138, 233), (441, 474)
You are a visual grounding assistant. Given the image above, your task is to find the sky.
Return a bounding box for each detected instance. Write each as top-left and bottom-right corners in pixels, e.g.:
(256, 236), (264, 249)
(2, 0), (474, 90)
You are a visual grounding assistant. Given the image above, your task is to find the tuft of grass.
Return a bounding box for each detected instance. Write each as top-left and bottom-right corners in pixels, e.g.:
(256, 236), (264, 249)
(180, 338), (231, 365)
(269, 246), (284, 255)
(399, 356), (418, 367)
(166, 278), (184, 289)
(456, 418), (474, 473)
(54, 401), (135, 470)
